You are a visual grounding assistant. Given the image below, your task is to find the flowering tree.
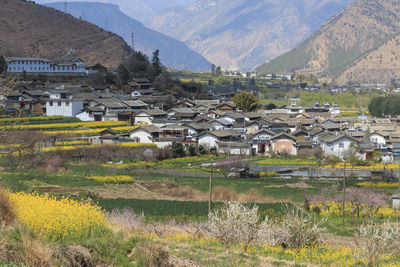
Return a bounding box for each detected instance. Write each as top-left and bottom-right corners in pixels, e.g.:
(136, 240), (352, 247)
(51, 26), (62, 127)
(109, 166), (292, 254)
(209, 202), (259, 252)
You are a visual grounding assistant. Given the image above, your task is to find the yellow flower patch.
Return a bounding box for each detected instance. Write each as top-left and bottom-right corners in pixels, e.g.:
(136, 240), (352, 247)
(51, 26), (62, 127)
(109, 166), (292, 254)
(357, 181), (399, 188)
(87, 175), (135, 184)
(7, 191), (107, 241)
(55, 140), (90, 146)
(0, 120), (127, 131)
(102, 161), (156, 169)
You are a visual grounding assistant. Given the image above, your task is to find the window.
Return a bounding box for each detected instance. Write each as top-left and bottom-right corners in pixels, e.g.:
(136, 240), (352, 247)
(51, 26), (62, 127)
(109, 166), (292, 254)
(339, 143), (344, 148)
(58, 101), (61, 106)
(49, 101), (53, 106)
(65, 101), (70, 106)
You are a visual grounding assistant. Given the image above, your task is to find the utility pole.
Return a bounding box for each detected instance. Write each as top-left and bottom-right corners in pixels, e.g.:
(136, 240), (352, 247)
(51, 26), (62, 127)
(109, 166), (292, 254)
(64, 0), (67, 13)
(131, 32), (135, 56)
(208, 159), (213, 213)
(341, 159), (346, 224)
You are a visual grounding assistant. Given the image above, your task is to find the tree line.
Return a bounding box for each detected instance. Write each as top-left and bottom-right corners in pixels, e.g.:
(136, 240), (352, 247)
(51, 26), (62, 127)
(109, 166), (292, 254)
(369, 96), (400, 117)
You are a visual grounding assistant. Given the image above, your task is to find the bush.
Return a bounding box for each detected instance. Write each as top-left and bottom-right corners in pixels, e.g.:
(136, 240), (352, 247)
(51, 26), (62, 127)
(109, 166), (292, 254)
(355, 221), (400, 266)
(209, 202), (259, 252)
(257, 205), (325, 250)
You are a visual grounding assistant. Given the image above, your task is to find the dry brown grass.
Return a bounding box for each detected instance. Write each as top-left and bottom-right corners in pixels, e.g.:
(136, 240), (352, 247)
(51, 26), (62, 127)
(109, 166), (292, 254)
(0, 188), (15, 227)
(22, 234), (53, 267)
(144, 182), (280, 203)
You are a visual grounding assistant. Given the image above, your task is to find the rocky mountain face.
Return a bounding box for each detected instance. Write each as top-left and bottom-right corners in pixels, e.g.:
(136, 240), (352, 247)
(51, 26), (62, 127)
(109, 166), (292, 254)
(46, 2), (211, 71)
(0, 0), (129, 67)
(151, 0), (352, 71)
(257, 0), (400, 85)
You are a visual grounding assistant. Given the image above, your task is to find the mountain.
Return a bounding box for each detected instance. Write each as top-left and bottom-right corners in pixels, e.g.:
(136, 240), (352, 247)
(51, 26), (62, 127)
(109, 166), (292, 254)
(256, 0), (400, 85)
(36, 0), (197, 25)
(0, 0), (129, 67)
(46, 2), (211, 71)
(151, 0), (352, 71)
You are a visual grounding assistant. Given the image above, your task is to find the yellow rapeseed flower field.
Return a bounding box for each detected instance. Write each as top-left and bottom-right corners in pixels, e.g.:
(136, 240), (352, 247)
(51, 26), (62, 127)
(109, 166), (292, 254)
(7, 191), (107, 241)
(0, 115), (65, 123)
(102, 161), (156, 169)
(55, 140), (90, 146)
(0, 120), (127, 131)
(44, 124), (147, 135)
(357, 181), (399, 188)
(87, 175), (135, 184)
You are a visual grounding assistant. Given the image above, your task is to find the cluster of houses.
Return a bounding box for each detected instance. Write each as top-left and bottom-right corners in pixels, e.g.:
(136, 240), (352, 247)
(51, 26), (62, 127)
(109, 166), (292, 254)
(3, 82), (400, 162)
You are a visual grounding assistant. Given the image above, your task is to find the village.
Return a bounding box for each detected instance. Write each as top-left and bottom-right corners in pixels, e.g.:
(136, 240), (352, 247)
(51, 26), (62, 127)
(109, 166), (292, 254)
(3, 66), (400, 164)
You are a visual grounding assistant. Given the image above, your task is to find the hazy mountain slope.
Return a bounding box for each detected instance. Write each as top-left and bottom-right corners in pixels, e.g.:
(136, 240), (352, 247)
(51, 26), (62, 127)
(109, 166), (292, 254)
(0, 0), (129, 67)
(256, 0), (400, 84)
(36, 0), (196, 25)
(46, 2), (211, 71)
(151, 0), (352, 71)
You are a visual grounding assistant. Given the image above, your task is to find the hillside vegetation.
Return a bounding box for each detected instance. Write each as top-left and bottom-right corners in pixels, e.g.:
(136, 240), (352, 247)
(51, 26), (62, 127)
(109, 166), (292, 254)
(257, 0), (400, 85)
(0, 0), (130, 67)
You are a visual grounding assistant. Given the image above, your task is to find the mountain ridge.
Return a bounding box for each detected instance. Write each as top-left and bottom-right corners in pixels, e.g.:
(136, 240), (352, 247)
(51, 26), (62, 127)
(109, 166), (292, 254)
(0, 0), (129, 68)
(151, 0), (352, 71)
(256, 0), (400, 85)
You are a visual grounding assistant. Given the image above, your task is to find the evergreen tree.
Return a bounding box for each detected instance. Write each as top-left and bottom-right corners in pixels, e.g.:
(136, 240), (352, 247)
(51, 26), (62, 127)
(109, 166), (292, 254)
(216, 66), (222, 76)
(211, 64), (216, 76)
(151, 49), (162, 77)
(0, 56), (6, 75)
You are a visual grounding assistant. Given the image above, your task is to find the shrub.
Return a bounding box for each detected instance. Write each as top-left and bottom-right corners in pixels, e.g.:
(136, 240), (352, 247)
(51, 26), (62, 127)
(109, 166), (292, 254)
(258, 205), (325, 250)
(209, 202), (259, 252)
(355, 221), (400, 266)
(107, 208), (144, 233)
(171, 142), (185, 158)
(133, 241), (172, 267)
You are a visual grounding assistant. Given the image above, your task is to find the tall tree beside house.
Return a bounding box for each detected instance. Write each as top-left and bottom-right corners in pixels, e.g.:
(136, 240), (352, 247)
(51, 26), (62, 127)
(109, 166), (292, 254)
(232, 91), (259, 112)
(0, 56), (6, 75)
(117, 64), (130, 84)
(216, 66), (222, 77)
(151, 49), (162, 78)
(211, 64), (216, 76)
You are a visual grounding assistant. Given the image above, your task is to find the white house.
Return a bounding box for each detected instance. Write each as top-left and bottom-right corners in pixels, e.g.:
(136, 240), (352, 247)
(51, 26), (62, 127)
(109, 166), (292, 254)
(45, 91), (83, 117)
(320, 134), (359, 157)
(132, 109), (167, 125)
(129, 125), (160, 143)
(369, 132), (387, 148)
(217, 142), (252, 156)
(198, 130), (241, 149)
(5, 57), (90, 75)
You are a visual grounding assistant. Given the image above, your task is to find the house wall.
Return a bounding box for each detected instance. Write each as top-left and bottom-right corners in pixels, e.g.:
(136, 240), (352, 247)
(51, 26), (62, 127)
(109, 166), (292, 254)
(218, 146), (251, 155)
(246, 124), (259, 134)
(76, 111), (94, 121)
(154, 140), (172, 149)
(271, 139), (297, 156)
(198, 134), (218, 148)
(321, 139), (355, 157)
(46, 100), (83, 117)
(134, 115), (152, 125)
(32, 103), (43, 114)
(7, 59), (86, 74)
(129, 130), (152, 143)
(370, 134), (386, 147)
